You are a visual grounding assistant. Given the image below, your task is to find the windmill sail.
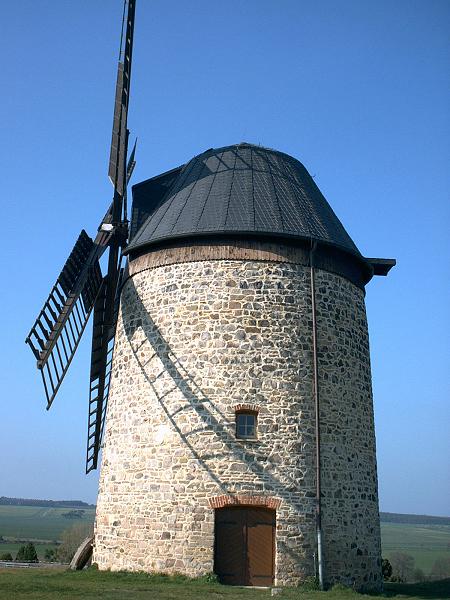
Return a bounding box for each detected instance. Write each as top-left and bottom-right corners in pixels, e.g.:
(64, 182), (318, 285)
(108, 62), (127, 195)
(86, 279), (111, 473)
(26, 231), (103, 408)
(26, 0), (137, 472)
(108, 0), (136, 196)
(85, 0), (137, 471)
(86, 265), (124, 473)
(25, 217), (115, 407)
(126, 138), (137, 185)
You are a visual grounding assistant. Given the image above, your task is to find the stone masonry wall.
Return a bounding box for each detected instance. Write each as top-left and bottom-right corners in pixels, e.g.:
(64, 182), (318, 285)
(314, 271), (382, 588)
(93, 255), (381, 589)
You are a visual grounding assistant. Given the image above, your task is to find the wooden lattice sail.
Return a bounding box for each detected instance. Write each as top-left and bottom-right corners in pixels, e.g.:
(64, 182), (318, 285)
(26, 0), (137, 473)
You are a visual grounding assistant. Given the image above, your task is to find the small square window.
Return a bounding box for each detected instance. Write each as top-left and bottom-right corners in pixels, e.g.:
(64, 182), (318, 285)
(236, 411), (257, 439)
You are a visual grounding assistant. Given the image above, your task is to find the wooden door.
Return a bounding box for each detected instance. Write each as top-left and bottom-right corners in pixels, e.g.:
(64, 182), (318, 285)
(214, 508), (246, 585)
(246, 508), (275, 585)
(214, 507), (275, 586)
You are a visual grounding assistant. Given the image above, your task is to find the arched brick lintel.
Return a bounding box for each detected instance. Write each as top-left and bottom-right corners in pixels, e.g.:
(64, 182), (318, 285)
(208, 495), (281, 510)
(234, 404), (260, 414)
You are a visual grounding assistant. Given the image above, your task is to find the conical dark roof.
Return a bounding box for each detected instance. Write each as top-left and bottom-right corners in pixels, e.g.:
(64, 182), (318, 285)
(127, 143), (360, 256)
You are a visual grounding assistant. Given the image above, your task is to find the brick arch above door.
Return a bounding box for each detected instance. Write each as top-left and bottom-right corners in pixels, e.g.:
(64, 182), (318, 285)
(208, 495), (282, 510)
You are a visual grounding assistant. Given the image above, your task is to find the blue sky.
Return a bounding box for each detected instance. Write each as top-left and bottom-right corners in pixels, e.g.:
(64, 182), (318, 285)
(1, 1), (449, 514)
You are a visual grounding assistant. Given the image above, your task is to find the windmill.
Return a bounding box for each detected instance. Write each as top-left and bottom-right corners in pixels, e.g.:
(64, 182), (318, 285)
(25, 0), (137, 474)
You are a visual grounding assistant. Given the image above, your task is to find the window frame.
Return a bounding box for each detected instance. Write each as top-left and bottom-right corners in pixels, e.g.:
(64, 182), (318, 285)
(235, 410), (258, 440)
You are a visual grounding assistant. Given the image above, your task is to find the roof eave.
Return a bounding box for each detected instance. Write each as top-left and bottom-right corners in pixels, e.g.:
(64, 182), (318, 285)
(365, 258), (396, 276)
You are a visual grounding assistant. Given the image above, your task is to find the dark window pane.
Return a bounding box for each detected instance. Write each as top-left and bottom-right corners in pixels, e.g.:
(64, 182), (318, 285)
(236, 412), (257, 438)
(237, 425), (246, 436)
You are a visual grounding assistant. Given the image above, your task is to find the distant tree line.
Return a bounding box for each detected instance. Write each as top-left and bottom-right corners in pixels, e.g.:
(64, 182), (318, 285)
(382, 554), (450, 583)
(380, 512), (450, 526)
(0, 496), (95, 508)
(0, 542), (38, 562)
(61, 510), (85, 519)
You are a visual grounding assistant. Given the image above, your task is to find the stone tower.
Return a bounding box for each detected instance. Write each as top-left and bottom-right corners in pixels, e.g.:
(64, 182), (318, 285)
(93, 143), (394, 590)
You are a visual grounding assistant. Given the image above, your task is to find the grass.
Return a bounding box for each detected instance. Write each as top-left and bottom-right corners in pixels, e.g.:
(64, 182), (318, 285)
(0, 569), (449, 600)
(0, 506), (95, 541)
(380, 523), (450, 573)
(383, 580), (450, 599)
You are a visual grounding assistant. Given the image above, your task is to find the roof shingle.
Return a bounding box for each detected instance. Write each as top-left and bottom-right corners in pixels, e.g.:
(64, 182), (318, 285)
(127, 143), (361, 257)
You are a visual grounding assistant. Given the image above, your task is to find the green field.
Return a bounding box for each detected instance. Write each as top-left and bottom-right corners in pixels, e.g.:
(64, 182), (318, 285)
(0, 506), (95, 542)
(380, 522), (450, 574)
(0, 570), (449, 600)
(1, 506), (449, 577)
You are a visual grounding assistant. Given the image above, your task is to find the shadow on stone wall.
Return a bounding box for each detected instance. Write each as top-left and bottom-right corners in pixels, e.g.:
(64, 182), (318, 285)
(120, 275), (315, 573)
